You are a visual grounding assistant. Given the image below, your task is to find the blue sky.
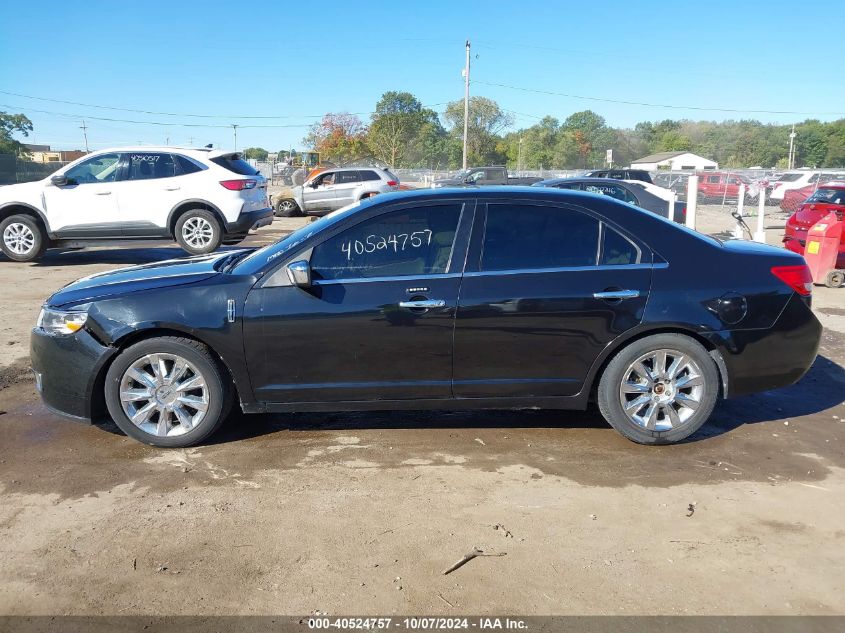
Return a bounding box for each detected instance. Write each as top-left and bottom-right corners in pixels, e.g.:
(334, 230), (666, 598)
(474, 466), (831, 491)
(2, 0), (843, 152)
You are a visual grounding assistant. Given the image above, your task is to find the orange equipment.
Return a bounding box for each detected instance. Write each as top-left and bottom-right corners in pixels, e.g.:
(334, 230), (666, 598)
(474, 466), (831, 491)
(803, 212), (844, 287)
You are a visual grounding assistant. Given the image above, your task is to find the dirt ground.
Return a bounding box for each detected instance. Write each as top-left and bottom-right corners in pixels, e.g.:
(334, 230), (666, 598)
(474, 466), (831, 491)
(1, 206), (844, 616)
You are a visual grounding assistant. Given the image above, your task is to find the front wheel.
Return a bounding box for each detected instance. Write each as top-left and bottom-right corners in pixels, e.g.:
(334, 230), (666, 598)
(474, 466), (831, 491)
(175, 209), (222, 255)
(274, 198), (301, 217)
(104, 337), (232, 447)
(1, 214), (47, 262)
(597, 334), (719, 445)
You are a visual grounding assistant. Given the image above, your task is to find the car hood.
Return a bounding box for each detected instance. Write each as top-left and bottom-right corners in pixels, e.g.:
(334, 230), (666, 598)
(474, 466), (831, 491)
(0, 179), (44, 202)
(46, 251), (243, 308)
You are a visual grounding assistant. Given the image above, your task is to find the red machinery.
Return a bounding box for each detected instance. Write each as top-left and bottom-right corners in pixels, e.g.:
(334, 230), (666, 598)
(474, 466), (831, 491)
(803, 212), (844, 288)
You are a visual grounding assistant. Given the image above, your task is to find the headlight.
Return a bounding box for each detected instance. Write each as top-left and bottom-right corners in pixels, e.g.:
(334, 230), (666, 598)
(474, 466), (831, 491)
(37, 305), (89, 335)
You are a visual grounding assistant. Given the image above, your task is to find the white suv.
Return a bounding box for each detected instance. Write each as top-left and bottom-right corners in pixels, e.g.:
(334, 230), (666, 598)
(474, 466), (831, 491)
(0, 147), (273, 262)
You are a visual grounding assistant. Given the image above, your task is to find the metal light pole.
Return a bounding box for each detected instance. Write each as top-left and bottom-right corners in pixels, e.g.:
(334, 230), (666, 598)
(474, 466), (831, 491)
(232, 124), (239, 151)
(517, 136), (523, 176)
(79, 120), (89, 153)
(788, 124), (797, 170)
(462, 40), (471, 170)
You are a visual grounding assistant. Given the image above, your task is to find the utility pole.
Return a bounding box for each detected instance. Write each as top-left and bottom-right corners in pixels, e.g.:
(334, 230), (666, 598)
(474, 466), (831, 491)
(517, 136), (523, 176)
(788, 124), (797, 170)
(232, 124), (239, 151)
(462, 39), (471, 170)
(189, 136), (194, 146)
(79, 120), (89, 153)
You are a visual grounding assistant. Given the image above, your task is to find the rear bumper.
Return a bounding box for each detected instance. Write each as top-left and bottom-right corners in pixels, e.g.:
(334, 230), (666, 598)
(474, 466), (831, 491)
(224, 208), (273, 236)
(30, 327), (116, 421)
(703, 294), (822, 398)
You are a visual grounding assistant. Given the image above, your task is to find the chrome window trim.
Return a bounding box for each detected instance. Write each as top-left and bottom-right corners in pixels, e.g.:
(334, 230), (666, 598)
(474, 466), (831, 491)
(311, 272), (463, 287)
(463, 262), (666, 278)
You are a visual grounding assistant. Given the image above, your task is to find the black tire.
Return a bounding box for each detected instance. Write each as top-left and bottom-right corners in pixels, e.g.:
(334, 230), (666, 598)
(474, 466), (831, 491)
(174, 209), (222, 255)
(274, 198), (301, 217)
(0, 214), (47, 262)
(597, 333), (719, 445)
(104, 336), (232, 448)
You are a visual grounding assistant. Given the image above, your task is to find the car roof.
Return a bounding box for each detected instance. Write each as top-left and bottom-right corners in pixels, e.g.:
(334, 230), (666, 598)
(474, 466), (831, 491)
(88, 146), (237, 159)
(323, 166), (384, 173)
(533, 177), (633, 187)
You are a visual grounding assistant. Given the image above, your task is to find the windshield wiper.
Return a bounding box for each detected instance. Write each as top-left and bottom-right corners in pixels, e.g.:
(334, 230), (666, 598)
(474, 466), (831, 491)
(218, 250), (253, 272)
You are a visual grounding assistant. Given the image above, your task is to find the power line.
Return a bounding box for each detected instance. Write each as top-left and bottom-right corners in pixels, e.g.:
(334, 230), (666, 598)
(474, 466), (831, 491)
(473, 79), (845, 116)
(0, 89), (448, 121)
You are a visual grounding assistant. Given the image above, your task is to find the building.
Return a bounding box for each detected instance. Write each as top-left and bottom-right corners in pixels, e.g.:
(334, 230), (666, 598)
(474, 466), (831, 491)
(630, 151), (718, 171)
(23, 144), (87, 163)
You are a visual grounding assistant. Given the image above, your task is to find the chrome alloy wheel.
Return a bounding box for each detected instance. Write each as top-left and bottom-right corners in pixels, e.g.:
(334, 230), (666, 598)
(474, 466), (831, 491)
(181, 217), (214, 248)
(618, 349), (705, 431)
(3, 222), (35, 255)
(278, 199), (296, 212)
(119, 353), (209, 437)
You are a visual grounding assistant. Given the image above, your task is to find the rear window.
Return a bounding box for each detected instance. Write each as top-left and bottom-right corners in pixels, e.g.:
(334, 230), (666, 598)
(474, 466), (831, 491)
(778, 173), (803, 182)
(211, 154), (258, 176)
(807, 188), (845, 205)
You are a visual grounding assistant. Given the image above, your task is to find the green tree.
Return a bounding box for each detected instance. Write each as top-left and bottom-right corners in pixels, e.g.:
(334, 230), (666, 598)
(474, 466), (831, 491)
(0, 112), (34, 156)
(560, 110), (614, 168)
(242, 147), (268, 161)
(303, 113), (368, 163)
(443, 97), (512, 167)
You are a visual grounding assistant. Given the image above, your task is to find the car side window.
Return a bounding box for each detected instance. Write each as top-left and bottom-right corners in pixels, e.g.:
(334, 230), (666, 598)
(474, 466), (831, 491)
(335, 171), (361, 184)
(126, 153), (177, 180)
(600, 225), (640, 266)
(707, 175), (720, 184)
(359, 170), (380, 181)
(316, 172), (335, 186)
(174, 154), (204, 175)
(482, 204), (600, 271)
(309, 204), (462, 281)
(63, 153), (120, 185)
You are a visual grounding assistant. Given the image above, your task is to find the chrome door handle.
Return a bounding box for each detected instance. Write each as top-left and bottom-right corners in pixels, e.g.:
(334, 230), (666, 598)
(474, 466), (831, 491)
(398, 299), (446, 309)
(593, 289), (640, 300)
(164, 186), (181, 191)
(95, 191), (112, 195)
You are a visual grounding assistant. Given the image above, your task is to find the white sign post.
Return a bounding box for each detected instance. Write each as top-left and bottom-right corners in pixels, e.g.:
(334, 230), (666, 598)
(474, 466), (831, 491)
(733, 184), (746, 239)
(668, 192), (676, 223)
(754, 189), (767, 243)
(606, 149), (613, 167)
(686, 175), (698, 230)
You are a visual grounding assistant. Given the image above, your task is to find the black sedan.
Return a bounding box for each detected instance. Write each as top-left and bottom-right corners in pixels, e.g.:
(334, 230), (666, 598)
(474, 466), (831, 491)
(534, 177), (686, 223)
(31, 187), (821, 448)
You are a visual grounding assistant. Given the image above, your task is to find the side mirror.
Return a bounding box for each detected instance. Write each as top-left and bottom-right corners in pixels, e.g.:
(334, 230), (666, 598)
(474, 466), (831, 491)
(309, 181), (319, 188)
(286, 260), (312, 288)
(51, 174), (68, 186)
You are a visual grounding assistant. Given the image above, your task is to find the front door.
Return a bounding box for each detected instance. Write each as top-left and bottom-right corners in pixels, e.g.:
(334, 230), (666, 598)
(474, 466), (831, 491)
(302, 171), (338, 212)
(243, 200), (472, 403)
(453, 200), (652, 398)
(43, 152), (122, 235)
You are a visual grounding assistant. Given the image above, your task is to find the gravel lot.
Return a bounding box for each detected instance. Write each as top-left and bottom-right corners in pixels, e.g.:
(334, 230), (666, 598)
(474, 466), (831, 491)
(1, 206), (844, 616)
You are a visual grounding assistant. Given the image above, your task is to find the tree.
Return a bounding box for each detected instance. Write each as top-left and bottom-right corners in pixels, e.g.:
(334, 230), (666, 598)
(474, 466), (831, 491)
(303, 113), (368, 163)
(560, 110), (614, 168)
(444, 97), (513, 167)
(0, 112), (34, 156)
(367, 91), (442, 167)
(242, 147), (268, 161)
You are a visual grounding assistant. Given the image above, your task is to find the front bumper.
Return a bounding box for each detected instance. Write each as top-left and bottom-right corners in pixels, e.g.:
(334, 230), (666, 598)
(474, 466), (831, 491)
(224, 207), (273, 236)
(704, 293), (822, 399)
(30, 326), (116, 421)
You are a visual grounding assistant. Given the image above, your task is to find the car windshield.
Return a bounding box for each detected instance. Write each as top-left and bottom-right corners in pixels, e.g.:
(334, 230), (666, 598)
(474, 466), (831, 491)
(777, 173), (803, 182)
(806, 188), (845, 205)
(233, 199), (370, 274)
(451, 169), (471, 180)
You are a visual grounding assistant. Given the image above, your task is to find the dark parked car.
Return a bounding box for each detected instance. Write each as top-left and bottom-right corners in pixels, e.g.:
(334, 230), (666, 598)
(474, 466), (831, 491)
(586, 169), (653, 184)
(432, 166), (542, 188)
(31, 187), (820, 448)
(533, 177), (686, 223)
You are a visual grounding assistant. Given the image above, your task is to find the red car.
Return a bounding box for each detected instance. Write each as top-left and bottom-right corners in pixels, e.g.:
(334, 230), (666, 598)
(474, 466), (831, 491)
(697, 172), (751, 202)
(783, 182), (845, 269)
(780, 184), (816, 213)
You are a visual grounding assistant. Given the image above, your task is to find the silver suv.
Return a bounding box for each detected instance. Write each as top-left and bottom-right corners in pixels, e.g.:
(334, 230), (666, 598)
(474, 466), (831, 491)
(280, 167), (400, 216)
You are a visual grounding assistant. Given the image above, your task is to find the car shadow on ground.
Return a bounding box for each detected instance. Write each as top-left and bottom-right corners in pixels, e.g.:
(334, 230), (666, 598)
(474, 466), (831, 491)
(162, 353), (845, 446)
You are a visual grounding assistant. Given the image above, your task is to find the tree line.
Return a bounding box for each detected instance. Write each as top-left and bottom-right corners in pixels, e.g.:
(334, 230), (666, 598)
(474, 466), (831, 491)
(255, 91), (845, 171)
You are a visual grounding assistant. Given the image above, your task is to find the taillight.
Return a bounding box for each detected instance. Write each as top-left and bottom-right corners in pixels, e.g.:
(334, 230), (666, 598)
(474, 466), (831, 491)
(771, 264), (813, 296)
(386, 180), (398, 187)
(220, 179), (257, 191)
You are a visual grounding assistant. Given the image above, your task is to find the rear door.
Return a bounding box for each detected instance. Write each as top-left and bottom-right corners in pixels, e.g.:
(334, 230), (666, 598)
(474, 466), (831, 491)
(452, 199), (652, 398)
(332, 170), (362, 208)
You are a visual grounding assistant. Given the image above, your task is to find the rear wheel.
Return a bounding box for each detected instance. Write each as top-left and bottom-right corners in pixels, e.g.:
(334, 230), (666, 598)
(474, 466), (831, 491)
(597, 334), (719, 445)
(1, 214), (47, 262)
(104, 337), (231, 447)
(274, 198), (301, 217)
(175, 209), (222, 255)
(825, 270), (844, 288)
